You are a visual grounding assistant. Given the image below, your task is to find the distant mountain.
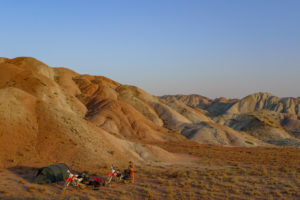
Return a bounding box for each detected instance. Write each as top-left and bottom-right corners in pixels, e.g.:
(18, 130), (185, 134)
(161, 93), (300, 116)
(161, 94), (213, 109)
(161, 94), (239, 116)
(162, 93), (300, 147)
(225, 92), (300, 115)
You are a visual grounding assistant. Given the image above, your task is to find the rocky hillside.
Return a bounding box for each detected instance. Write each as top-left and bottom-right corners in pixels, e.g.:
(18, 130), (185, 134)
(161, 94), (213, 109)
(161, 95), (239, 116)
(226, 92), (300, 115)
(0, 57), (299, 169)
(0, 57), (182, 168)
(162, 93), (300, 147)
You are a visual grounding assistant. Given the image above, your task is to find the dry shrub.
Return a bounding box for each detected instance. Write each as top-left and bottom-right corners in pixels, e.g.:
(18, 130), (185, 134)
(165, 180), (172, 186)
(18, 179), (25, 184)
(271, 189), (283, 198)
(39, 187), (48, 194)
(198, 189), (207, 196)
(30, 196), (46, 200)
(228, 176), (239, 184)
(156, 177), (164, 184)
(144, 168), (153, 176)
(87, 196), (97, 200)
(165, 169), (187, 178)
(259, 166), (267, 176)
(0, 190), (8, 194)
(280, 166), (289, 173)
(28, 186), (37, 193)
(142, 187), (154, 199)
(120, 190), (127, 195)
(170, 170), (187, 178)
(186, 170), (197, 178)
(166, 188), (175, 198)
(68, 196), (81, 200)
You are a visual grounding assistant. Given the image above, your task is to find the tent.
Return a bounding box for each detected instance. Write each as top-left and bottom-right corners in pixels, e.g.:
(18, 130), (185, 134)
(34, 163), (70, 184)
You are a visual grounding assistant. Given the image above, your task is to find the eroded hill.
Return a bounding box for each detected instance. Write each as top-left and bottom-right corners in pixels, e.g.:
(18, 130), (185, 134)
(0, 57), (299, 170)
(162, 93), (300, 147)
(0, 57), (184, 169)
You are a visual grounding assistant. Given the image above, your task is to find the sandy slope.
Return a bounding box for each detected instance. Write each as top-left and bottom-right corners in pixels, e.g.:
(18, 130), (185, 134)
(0, 57), (185, 169)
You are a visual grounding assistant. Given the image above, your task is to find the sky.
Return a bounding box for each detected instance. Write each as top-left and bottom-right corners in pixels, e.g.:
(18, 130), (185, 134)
(0, 0), (299, 98)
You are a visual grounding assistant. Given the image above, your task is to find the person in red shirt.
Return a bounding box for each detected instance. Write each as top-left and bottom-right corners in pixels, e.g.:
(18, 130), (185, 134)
(128, 161), (134, 183)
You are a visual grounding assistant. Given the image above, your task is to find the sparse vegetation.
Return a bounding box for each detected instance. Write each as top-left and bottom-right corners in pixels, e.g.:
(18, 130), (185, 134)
(68, 196), (81, 200)
(245, 140), (254, 145)
(0, 143), (299, 199)
(28, 186), (37, 193)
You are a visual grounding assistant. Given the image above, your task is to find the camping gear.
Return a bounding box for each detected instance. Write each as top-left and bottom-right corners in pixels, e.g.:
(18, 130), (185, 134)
(78, 173), (90, 184)
(104, 165), (122, 185)
(88, 177), (103, 190)
(34, 163), (70, 184)
(122, 169), (131, 180)
(63, 171), (86, 190)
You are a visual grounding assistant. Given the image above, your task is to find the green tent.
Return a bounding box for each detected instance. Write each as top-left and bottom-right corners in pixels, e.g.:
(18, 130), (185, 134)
(34, 163), (70, 184)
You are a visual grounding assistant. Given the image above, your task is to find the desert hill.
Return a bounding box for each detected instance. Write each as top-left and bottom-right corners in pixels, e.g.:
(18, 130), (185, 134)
(60, 73), (251, 147)
(0, 57), (299, 170)
(161, 94), (240, 116)
(226, 92), (300, 115)
(162, 93), (300, 147)
(161, 94), (213, 109)
(162, 93), (300, 116)
(0, 57), (183, 169)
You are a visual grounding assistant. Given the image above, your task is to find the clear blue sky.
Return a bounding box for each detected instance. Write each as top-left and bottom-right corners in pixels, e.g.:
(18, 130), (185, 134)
(1, 0), (299, 98)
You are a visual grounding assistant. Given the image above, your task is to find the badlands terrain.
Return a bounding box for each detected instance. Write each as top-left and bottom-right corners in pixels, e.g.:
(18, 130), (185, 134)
(0, 57), (299, 199)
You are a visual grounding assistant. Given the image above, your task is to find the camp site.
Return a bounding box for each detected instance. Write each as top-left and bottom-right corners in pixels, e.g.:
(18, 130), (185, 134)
(33, 163), (133, 189)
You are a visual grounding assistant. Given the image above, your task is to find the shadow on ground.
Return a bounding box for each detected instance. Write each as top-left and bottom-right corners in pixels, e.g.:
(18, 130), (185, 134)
(8, 166), (39, 183)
